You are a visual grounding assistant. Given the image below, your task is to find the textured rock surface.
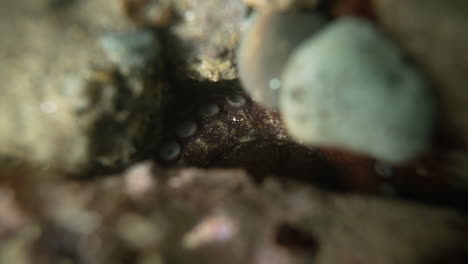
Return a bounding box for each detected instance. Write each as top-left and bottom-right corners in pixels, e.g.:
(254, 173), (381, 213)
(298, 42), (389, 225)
(0, 0), (166, 173)
(164, 0), (248, 81)
(238, 10), (325, 109)
(280, 17), (435, 163)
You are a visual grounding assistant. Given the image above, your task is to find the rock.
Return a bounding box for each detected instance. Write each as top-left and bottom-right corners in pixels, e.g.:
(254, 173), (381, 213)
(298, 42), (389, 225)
(243, 0), (320, 12)
(123, 0), (175, 27)
(0, 0), (166, 174)
(373, 0), (468, 178)
(99, 30), (160, 73)
(238, 10), (325, 109)
(280, 17), (435, 163)
(1, 164), (467, 264)
(165, 0), (248, 81)
(373, 0), (468, 141)
(331, 0), (376, 18)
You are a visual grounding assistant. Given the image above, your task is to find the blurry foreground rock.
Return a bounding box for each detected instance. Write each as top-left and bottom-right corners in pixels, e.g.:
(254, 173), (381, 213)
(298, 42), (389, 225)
(373, 0), (468, 178)
(238, 10), (325, 109)
(280, 17), (434, 164)
(1, 163), (467, 264)
(0, 0), (166, 173)
(374, 0), (468, 143)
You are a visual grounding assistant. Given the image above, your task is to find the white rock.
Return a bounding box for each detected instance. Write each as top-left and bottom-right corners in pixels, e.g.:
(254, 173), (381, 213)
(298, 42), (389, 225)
(280, 17), (435, 163)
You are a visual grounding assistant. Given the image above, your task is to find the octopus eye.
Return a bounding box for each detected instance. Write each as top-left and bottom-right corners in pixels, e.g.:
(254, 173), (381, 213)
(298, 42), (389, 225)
(226, 95), (246, 108)
(159, 141), (181, 161)
(199, 104), (221, 117)
(176, 121), (198, 138)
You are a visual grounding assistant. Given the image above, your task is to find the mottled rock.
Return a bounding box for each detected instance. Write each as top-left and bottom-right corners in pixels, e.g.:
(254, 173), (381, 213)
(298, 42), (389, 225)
(280, 17), (435, 163)
(238, 10), (325, 109)
(0, 0), (166, 173)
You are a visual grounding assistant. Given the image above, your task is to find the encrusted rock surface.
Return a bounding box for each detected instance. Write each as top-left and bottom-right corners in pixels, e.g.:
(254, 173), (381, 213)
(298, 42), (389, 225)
(0, 0), (166, 173)
(164, 0), (248, 81)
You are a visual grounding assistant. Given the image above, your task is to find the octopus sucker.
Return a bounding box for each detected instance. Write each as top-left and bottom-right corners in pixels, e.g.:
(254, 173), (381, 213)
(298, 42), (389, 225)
(149, 2), (468, 212)
(154, 84), (468, 211)
(175, 120), (198, 138)
(226, 94), (247, 108)
(158, 140), (181, 162)
(155, 90), (342, 188)
(198, 103), (221, 118)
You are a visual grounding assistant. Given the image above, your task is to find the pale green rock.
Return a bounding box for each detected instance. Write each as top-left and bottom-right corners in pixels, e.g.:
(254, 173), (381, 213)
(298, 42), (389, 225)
(280, 17), (435, 163)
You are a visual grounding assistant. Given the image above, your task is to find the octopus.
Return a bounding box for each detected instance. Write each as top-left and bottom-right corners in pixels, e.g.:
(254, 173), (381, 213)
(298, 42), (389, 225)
(154, 82), (468, 211)
(156, 85), (339, 188)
